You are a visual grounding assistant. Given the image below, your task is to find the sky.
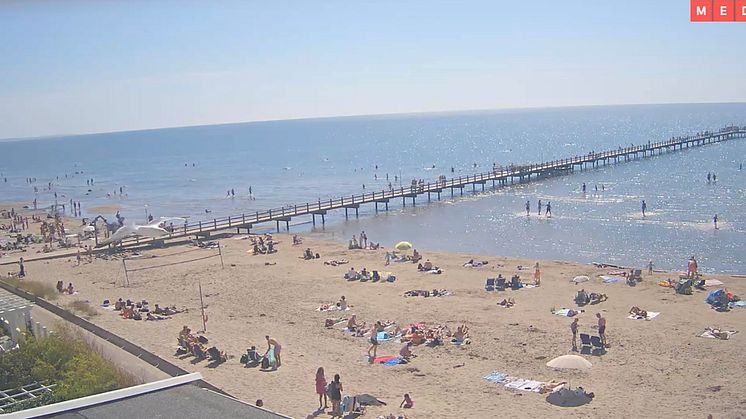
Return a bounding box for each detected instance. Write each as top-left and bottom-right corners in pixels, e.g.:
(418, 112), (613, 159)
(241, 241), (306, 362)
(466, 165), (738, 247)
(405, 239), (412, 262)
(1, 0), (745, 139)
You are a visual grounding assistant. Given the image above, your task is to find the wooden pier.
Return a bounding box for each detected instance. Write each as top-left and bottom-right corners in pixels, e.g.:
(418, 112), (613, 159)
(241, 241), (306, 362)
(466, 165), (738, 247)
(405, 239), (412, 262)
(106, 126), (745, 248)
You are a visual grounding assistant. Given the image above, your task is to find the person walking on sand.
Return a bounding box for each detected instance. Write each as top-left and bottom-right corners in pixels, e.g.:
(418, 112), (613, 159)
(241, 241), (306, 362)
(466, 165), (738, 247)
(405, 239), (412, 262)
(713, 214), (718, 230)
(265, 336), (281, 368)
(641, 200), (647, 217)
(596, 313), (607, 347)
(329, 374), (343, 418)
(368, 322), (382, 360)
(315, 367), (328, 410)
(525, 200), (530, 216)
(571, 318), (579, 351)
(647, 260), (654, 275)
(545, 202), (552, 217)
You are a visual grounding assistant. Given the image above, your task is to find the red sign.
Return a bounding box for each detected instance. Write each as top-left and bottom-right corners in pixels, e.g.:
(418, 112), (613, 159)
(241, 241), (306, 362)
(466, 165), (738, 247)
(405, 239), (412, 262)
(692, 0), (746, 20)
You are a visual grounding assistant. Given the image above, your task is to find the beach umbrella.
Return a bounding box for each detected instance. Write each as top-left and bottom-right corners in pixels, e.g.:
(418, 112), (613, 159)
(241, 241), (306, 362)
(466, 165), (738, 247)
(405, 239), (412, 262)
(572, 275), (590, 283)
(395, 241), (413, 251)
(546, 355), (592, 370)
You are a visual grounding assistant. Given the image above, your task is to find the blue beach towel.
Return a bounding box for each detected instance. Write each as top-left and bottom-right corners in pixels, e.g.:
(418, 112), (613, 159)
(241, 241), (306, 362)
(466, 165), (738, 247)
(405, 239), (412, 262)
(483, 371), (507, 383)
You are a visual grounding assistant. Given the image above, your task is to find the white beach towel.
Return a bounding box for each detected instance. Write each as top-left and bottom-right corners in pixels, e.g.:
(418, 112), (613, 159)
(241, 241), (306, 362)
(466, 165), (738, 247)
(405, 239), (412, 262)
(627, 311), (660, 320)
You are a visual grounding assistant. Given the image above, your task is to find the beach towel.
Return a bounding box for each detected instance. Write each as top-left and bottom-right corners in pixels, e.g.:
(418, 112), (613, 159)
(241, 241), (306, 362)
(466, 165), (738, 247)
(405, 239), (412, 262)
(372, 355), (405, 365)
(451, 338), (470, 347)
(483, 371), (508, 384)
(552, 308), (579, 317)
(600, 275), (623, 283)
(729, 301), (746, 309)
(627, 311), (660, 320)
(376, 331), (398, 343)
(266, 348), (277, 368)
(699, 328), (738, 340)
(316, 305), (349, 312)
(504, 379), (544, 393)
(704, 279), (724, 287)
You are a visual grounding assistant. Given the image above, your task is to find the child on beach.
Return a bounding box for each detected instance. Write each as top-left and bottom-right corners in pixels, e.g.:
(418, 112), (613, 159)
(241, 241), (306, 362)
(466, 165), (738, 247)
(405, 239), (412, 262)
(400, 393), (414, 409)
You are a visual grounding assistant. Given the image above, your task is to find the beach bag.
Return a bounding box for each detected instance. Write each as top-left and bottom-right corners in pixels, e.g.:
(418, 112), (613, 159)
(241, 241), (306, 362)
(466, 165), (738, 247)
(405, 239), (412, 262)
(240, 354), (248, 364)
(261, 356), (270, 369)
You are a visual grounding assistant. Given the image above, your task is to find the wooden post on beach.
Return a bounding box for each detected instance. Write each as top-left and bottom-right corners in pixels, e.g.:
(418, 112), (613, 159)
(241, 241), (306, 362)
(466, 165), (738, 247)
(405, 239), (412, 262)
(218, 245), (224, 269)
(198, 279), (207, 332)
(122, 258), (130, 287)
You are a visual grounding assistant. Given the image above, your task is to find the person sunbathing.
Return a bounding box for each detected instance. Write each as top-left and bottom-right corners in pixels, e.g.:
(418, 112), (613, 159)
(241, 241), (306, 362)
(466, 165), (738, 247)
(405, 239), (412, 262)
(589, 293), (608, 303)
(422, 260), (433, 270)
(629, 306), (648, 318)
(303, 248), (314, 260)
(360, 268), (370, 280)
(146, 312), (170, 321)
(454, 324), (470, 340)
(346, 314), (359, 331)
(344, 268), (360, 280)
(498, 298), (515, 307)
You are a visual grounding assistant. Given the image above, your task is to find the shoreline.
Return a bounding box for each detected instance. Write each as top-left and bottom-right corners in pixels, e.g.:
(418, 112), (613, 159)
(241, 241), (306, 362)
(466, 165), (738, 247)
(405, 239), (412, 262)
(3, 231), (744, 418)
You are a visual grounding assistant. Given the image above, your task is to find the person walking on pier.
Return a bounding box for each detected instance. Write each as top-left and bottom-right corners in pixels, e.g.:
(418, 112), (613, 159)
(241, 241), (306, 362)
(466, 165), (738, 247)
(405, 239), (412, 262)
(641, 200), (647, 217)
(525, 200), (530, 216)
(545, 202), (552, 217)
(537, 200), (542, 216)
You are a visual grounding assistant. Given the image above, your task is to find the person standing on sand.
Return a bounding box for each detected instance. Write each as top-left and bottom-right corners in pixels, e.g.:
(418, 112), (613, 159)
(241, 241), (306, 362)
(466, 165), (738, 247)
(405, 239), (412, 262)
(315, 367), (328, 410)
(265, 336), (281, 368)
(596, 313), (607, 347)
(525, 200), (530, 216)
(19, 257), (25, 278)
(329, 374), (343, 418)
(533, 262), (541, 286)
(648, 260), (654, 275)
(571, 318), (579, 351)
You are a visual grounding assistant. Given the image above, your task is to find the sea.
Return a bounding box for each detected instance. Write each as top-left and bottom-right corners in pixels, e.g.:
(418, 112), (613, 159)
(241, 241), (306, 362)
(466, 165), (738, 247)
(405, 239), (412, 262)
(1, 103), (745, 273)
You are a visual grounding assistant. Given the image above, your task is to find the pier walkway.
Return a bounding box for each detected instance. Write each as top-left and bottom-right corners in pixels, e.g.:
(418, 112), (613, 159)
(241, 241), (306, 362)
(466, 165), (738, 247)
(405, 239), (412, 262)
(108, 125), (745, 248)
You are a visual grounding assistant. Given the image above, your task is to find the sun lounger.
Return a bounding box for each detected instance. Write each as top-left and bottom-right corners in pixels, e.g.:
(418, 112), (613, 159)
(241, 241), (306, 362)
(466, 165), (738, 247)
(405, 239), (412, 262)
(579, 333), (592, 355)
(485, 278), (495, 291)
(590, 336), (606, 355)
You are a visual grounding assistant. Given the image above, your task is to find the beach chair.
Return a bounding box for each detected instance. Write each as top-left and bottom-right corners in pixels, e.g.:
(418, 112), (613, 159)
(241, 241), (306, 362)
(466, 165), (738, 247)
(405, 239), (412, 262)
(579, 333), (592, 355)
(590, 335), (606, 356)
(495, 276), (507, 291)
(371, 271), (380, 282)
(485, 278), (495, 291)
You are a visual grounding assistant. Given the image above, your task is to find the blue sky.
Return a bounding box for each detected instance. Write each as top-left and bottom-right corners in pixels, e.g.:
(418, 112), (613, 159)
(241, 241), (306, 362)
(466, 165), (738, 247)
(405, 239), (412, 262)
(1, 0), (744, 139)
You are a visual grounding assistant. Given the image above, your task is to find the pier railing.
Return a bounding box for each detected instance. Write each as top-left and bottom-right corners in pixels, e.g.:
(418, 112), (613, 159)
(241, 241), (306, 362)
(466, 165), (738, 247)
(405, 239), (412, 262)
(110, 125), (745, 246)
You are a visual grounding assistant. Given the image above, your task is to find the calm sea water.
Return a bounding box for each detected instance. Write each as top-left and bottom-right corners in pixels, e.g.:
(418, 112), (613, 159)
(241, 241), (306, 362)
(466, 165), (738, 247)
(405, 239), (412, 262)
(1, 103), (745, 273)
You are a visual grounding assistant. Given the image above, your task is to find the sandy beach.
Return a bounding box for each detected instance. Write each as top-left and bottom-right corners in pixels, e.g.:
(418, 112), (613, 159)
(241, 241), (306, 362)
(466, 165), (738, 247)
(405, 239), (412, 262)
(3, 222), (745, 418)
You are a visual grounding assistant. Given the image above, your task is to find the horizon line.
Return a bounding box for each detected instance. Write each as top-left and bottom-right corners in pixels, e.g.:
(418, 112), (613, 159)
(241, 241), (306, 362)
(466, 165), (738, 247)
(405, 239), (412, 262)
(2, 100), (745, 143)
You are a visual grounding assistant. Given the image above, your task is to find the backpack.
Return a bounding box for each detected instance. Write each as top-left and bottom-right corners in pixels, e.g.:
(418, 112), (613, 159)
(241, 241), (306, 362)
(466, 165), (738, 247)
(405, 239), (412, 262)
(240, 354), (248, 364)
(261, 356), (270, 369)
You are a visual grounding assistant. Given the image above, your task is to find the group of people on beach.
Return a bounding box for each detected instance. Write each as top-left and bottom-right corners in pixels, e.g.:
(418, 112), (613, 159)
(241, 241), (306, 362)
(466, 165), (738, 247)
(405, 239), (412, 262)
(525, 199), (551, 217)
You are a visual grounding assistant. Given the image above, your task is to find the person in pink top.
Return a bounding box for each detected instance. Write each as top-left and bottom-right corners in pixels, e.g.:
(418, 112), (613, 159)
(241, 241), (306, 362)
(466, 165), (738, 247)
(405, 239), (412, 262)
(315, 367), (328, 409)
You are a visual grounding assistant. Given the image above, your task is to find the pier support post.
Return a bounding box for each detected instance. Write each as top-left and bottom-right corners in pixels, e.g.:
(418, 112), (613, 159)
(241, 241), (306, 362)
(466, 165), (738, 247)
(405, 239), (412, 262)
(322, 214), (325, 225)
(402, 197), (406, 207)
(437, 191), (441, 200)
(375, 202), (378, 213)
(276, 220), (280, 233)
(355, 207), (359, 218)
(286, 220), (289, 231)
(427, 192), (431, 202)
(312, 214), (316, 226)
(385, 202), (388, 211)
(345, 208), (348, 220)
